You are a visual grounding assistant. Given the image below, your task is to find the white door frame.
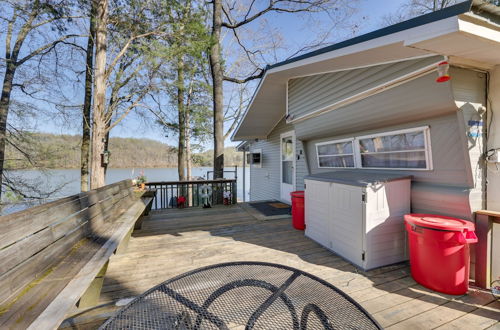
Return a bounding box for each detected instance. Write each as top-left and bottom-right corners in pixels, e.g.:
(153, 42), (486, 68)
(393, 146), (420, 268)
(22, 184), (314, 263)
(280, 130), (296, 204)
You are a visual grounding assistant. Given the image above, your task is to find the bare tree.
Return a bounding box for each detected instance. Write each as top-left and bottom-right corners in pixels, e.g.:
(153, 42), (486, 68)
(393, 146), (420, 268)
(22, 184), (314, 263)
(0, 0), (84, 199)
(382, 0), (460, 25)
(89, 0), (170, 189)
(90, 0), (108, 188)
(81, 0), (96, 191)
(208, 0), (356, 179)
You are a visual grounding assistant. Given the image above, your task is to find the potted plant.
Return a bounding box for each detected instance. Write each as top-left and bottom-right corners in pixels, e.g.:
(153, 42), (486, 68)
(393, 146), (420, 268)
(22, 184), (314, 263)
(135, 172), (147, 191)
(223, 191), (231, 205)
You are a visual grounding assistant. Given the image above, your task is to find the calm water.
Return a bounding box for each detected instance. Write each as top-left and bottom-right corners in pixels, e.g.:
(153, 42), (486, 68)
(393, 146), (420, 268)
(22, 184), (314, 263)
(2, 167), (250, 215)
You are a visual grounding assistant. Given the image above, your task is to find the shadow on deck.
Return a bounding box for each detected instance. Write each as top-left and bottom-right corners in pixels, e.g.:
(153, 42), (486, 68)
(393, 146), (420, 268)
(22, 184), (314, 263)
(62, 205), (500, 329)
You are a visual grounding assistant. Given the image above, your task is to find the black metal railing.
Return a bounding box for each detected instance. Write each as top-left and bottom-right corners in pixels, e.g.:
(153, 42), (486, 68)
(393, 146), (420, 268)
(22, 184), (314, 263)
(206, 165), (238, 181)
(145, 179), (237, 210)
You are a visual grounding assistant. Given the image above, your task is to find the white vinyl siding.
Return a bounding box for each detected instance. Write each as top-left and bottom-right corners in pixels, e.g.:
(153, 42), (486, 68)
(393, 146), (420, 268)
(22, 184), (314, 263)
(288, 56), (442, 119)
(249, 118), (307, 202)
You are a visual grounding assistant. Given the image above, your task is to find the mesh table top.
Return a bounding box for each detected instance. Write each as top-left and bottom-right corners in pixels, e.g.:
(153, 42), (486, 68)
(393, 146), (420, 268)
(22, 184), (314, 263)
(100, 262), (381, 330)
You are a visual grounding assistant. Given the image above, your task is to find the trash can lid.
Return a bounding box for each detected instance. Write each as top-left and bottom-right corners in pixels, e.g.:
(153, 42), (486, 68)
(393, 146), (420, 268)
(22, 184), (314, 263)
(404, 214), (475, 232)
(290, 191), (304, 197)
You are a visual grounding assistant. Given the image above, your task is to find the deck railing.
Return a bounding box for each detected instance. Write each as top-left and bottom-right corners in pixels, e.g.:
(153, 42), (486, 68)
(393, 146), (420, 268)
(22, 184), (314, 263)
(145, 179), (237, 210)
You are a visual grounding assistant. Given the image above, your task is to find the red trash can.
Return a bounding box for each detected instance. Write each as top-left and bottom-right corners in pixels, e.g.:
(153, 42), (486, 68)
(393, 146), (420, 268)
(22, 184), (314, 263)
(404, 214), (478, 295)
(290, 191), (305, 230)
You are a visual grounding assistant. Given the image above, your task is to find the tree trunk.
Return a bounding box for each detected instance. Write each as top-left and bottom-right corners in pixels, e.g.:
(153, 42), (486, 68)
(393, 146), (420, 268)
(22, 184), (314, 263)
(80, 2), (96, 192)
(177, 58), (186, 181)
(186, 107), (192, 206)
(90, 0), (108, 189)
(0, 63), (16, 200)
(103, 126), (110, 176)
(210, 0), (224, 179)
(186, 112), (192, 181)
(90, 120), (105, 188)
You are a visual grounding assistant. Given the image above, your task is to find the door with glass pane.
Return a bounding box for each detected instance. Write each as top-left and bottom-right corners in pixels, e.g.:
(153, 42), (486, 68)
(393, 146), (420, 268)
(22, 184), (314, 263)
(280, 131), (295, 204)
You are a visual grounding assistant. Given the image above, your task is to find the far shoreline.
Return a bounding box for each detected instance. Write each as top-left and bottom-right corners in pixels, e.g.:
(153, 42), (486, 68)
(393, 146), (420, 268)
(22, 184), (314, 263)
(5, 165), (243, 171)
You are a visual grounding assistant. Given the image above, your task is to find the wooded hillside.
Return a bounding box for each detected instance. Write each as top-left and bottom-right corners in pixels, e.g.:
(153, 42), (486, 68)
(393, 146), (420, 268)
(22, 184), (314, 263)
(5, 133), (242, 170)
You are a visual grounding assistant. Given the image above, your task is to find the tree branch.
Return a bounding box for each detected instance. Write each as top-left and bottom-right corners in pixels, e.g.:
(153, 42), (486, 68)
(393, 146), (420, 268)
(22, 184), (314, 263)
(104, 31), (162, 81)
(221, 0), (330, 29)
(223, 69), (264, 83)
(16, 34), (85, 65)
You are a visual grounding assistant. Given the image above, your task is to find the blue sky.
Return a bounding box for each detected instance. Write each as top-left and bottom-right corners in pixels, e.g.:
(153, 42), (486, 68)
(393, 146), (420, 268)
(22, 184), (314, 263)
(26, 0), (408, 148)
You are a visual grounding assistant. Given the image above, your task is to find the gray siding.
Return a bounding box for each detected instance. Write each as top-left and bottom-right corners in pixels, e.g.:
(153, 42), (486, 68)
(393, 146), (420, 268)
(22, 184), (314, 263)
(293, 72), (457, 140)
(249, 118), (307, 201)
(451, 67), (487, 212)
(249, 119), (288, 201)
(303, 114), (474, 219)
(288, 56), (442, 119)
(305, 114), (468, 186)
(295, 139), (308, 191)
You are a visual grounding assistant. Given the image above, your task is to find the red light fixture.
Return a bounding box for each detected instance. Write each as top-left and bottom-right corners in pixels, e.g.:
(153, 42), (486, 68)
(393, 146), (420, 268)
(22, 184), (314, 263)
(436, 60), (451, 83)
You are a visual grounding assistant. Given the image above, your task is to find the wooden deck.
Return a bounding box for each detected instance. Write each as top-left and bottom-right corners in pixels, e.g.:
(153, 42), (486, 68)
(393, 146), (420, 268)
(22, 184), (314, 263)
(92, 205), (499, 329)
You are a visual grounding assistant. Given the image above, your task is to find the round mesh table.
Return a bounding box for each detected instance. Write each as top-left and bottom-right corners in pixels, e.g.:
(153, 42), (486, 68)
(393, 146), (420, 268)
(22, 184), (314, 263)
(100, 262), (381, 330)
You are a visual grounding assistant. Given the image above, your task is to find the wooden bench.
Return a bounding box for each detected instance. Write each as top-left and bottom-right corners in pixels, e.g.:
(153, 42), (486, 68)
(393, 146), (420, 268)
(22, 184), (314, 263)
(0, 180), (155, 329)
(474, 210), (500, 289)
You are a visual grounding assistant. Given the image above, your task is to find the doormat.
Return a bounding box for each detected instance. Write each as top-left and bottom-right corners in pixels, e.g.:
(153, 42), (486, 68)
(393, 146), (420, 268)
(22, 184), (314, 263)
(249, 200), (291, 217)
(269, 202), (290, 209)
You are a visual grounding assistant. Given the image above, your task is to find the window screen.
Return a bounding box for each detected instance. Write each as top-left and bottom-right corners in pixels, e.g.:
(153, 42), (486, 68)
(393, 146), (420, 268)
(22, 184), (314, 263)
(314, 127), (431, 170)
(316, 140), (354, 168)
(359, 130), (428, 169)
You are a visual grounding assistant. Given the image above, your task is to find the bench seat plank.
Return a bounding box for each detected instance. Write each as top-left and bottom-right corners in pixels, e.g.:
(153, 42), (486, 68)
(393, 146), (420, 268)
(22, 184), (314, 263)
(28, 197), (151, 330)
(0, 181), (129, 251)
(0, 195), (151, 330)
(0, 190), (132, 306)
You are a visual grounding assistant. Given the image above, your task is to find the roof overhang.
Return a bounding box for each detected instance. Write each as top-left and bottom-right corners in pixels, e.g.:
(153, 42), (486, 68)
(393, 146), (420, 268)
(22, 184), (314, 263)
(232, 0), (500, 142)
(236, 141), (250, 152)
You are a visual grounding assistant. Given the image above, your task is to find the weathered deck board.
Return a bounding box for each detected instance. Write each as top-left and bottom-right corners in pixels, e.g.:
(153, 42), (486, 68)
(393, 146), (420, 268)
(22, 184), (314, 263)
(97, 205), (499, 329)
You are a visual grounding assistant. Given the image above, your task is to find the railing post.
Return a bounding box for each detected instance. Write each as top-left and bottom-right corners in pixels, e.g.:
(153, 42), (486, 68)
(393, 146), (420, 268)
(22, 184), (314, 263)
(145, 179), (240, 210)
(475, 212), (494, 289)
(232, 180), (237, 204)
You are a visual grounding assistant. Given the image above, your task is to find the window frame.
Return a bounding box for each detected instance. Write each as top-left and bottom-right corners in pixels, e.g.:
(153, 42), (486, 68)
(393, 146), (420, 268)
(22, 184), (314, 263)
(315, 126), (433, 171)
(315, 138), (356, 169)
(251, 148), (262, 168)
(355, 126), (432, 171)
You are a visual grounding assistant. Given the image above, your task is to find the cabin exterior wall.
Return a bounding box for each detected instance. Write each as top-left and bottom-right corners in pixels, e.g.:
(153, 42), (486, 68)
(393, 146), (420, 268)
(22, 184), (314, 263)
(303, 114), (472, 219)
(246, 65), (488, 220)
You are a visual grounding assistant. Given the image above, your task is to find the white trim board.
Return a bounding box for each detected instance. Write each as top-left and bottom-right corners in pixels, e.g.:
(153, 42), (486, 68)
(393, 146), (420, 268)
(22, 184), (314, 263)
(280, 130), (296, 204)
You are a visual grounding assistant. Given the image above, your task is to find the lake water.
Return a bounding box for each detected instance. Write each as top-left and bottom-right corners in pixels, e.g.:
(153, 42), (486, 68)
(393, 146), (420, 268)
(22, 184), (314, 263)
(2, 167), (250, 215)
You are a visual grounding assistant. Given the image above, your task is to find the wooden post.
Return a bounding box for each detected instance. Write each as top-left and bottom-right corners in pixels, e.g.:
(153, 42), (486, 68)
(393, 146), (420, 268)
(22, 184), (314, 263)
(232, 180), (237, 205)
(474, 210), (500, 289)
(134, 196), (154, 230)
(115, 227), (133, 255)
(78, 261), (109, 308)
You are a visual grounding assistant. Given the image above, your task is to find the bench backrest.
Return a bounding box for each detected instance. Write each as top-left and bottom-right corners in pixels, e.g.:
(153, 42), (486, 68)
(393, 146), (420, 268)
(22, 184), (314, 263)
(0, 180), (136, 306)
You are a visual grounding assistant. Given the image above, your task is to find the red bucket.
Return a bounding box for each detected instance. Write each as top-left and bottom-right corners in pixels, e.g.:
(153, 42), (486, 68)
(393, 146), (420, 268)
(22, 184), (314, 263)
(405, 214), (477, 295)
(290, 191), (305, 230)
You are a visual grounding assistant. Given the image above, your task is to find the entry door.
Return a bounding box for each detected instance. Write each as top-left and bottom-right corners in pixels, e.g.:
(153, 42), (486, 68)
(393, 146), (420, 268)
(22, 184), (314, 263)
(280, 131), (295, 204)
